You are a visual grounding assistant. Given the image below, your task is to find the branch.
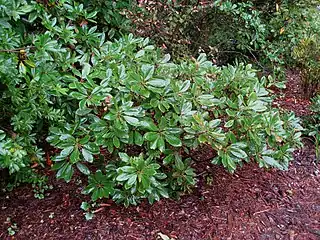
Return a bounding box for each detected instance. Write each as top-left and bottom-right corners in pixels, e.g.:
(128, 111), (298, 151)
(0, 46), (35, 53)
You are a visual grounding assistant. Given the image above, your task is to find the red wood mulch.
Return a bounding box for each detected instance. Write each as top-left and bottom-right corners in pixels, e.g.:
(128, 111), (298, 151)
(0, 70), (319, 240)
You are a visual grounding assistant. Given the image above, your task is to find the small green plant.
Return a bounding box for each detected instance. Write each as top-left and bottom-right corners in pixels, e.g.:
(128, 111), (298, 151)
(80, 201), (95, 220)
(32, 178), (53, 199)
(157, 232), (176, 240)
(5, 217), (18, 236)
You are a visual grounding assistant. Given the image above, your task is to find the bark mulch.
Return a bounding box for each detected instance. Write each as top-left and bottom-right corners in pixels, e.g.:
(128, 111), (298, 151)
(273, 69), (312, 117)
(0, 70), (319, 240)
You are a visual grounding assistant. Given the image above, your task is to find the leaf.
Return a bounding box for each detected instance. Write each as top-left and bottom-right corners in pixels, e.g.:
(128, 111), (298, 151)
(60, 163), (74, 182)
(126, 174), (137, 187)
(24, 59), (35, 68)
(163, 154), (174, 165)
(262, 156), (284, 170)
(70, 148), (80, 163)
(76, 162), (90, 175)
(59, 146), (74, 158)
(157, 136), (165, 152)
(224, 120), (234, 128)
(119, 166), (136, 173)
(147, 79), (169, 88)
(197, 95), (221, 106)
(82, 63), (91, 79)
(134, 131), (144, 146)
(82, 148), (94, 163)
(80, 202), (90, 211)
(135, 50), (145, 58)
(175, 156), (184, 171)
(140, 120), (158, 131)
(141, 64), (154, 80)
(116, 173), (131, 181)
(76, 108), (92, 116)
(180, 80), (191, 92)
(230, 147), (247, 159)
(227, 157), (236, 172)
(85, 212), (94, 221)
(123, 116), (139, 126)
(113, 137), (120, 148)
(144, 132), (158, 141)
(119, 152), (130, 162)
(165, 134), (182, 147)
(181, 102), (192, 115)
(70, 91), (86, 100)
(160, 54), (171, 63)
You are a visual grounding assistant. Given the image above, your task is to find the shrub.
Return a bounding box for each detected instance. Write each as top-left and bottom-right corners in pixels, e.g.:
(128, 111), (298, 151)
(46, 37), (302, 205)
(304, 95), (320, 160)
(292, 37), (320, 97)
(0, 0), (303, 205)
(0, 0), (132, 188)
(130, 1), (267, 64)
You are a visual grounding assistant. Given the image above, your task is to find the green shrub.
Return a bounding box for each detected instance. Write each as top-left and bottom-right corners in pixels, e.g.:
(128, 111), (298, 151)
(0, 0), (132, 188)
(45, 37), (302, 204)
(304, 95), (320, 160)
(292, 37), (320, 97)
(0, 0), (303, 206)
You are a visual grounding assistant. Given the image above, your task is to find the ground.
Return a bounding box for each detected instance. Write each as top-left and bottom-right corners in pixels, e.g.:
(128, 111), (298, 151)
(0, 70), (319, 240)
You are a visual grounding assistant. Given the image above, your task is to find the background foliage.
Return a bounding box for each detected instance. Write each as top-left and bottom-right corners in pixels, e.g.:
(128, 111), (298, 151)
(131, 0), (320, 87)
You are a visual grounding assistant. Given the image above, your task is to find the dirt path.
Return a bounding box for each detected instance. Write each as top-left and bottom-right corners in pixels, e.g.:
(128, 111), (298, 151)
(0, 70), (319, 240)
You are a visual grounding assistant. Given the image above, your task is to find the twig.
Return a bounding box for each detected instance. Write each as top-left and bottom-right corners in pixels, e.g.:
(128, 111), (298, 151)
(196, 171), (207, 177)
(0, 46), (35, 53)
(253, 208), (273, 216)
(99, 203), (112, 207)
(93, 207), (105, 213)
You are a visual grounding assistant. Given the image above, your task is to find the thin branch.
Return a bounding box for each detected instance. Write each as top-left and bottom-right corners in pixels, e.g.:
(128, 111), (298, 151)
(0, 46), (35, 53)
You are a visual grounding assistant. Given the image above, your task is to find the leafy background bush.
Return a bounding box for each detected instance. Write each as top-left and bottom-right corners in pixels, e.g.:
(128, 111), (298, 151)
(130, 0), (320, 87)
(0, 0), (313, 207)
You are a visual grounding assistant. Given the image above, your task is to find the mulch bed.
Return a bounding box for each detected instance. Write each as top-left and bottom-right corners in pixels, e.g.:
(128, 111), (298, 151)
(273, 69), (312, 117)
(0, 70), (319, 240)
